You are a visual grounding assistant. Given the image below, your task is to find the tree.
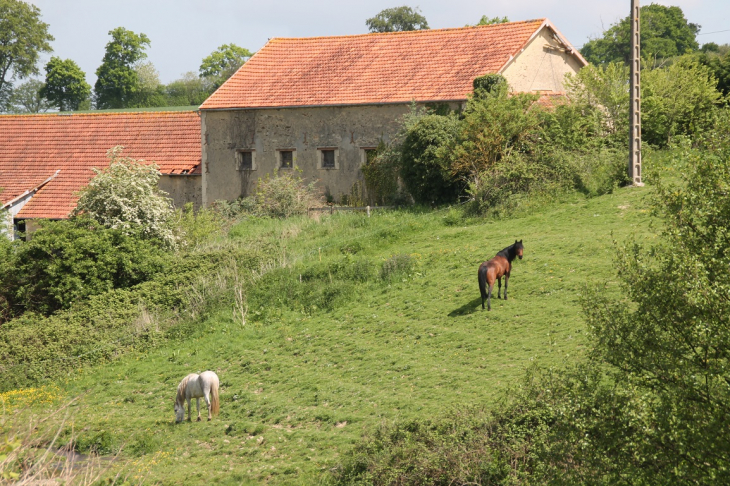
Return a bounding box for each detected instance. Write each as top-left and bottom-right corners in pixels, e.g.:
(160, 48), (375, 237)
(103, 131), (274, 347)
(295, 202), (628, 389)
(563, 62), (630, 143)
(581, 4), (700, 65)
(579, 134), (730, 482)
(199, 44), (253, 88)
(72, 146), (177, 248)
(40, 57), (91, 111)
(0, 0), (54, 96)
(164, 71), (214, 106)
(131, 60), (167, 107)
(7, 78), (51, 113)
(642, 57), (723, 146)
(94, 27), (150, 109)
(476, 15), (509, 26)
(366, 6), (429, 33)
(700, 48), (730, 96)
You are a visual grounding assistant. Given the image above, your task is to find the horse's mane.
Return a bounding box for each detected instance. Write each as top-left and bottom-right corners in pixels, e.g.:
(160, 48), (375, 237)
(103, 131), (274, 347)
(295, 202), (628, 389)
(176, 374), (194, 405)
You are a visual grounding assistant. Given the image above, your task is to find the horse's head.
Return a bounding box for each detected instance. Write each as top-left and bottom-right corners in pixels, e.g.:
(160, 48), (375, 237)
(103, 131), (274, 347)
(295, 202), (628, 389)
(174, 400), (185, 423)
(514, 239), (524, 260)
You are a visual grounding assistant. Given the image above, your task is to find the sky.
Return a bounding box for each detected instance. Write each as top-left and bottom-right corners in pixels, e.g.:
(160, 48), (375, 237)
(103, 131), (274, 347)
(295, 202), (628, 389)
(27, 0), (730, 86)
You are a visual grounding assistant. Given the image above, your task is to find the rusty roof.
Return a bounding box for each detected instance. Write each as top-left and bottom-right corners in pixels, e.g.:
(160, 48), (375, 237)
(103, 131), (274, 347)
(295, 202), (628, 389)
(200, 18), (585, 110)
(0, 111), (201, 220)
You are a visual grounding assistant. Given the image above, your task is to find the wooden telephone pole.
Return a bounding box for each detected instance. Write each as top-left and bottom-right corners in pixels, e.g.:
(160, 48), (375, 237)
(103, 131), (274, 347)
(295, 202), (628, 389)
(629, 0), (643, 186)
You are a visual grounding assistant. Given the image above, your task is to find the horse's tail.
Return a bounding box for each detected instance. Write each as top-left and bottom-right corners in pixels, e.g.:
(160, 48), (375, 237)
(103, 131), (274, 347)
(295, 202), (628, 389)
(210, 380), (220, 416)
(478, 263), (488, 301)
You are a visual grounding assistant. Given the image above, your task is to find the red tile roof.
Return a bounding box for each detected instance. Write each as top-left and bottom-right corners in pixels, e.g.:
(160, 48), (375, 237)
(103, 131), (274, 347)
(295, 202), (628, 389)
(201, 19), (581, 110)
(0, 111), (201, 220)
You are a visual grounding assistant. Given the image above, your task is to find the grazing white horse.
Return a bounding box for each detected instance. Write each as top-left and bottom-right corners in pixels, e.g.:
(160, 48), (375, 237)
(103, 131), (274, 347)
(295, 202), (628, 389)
(174, 371), (220, 423)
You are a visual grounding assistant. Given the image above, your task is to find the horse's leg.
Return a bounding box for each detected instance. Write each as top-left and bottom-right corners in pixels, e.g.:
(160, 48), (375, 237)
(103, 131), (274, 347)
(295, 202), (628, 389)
(196, 398), (201, 421)
(186, 398), (192, 422)
(204, 392), (212, 421)
(497, 276), (502, 299)
(504, 271), (510, 300)
(487, 282), (493, 311)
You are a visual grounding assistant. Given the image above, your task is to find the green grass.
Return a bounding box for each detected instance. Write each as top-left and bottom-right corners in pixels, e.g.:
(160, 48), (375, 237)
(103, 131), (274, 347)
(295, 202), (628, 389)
(13, 185), (655, 484)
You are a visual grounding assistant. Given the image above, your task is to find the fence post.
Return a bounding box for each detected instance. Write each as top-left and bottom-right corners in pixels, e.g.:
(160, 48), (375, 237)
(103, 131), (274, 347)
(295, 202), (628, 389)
(367, 205), (371, 218)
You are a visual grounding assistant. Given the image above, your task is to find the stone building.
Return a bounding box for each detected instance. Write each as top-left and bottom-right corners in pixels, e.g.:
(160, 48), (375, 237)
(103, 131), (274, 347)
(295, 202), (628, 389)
(0, 110), (201, 238)
(199, 18), (587, 206)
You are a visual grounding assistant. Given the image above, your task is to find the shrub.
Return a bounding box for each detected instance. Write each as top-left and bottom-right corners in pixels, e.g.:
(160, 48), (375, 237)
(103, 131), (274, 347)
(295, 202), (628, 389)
(380, 254), (415, 281)
(173, 202), (224, 249)
(361, 141), (404, 206)
(0, 219), (167, 320)
(400, 113), (462, 205)
(451, 85), (541, 190)
(72, 146), (177, 248)
(248, 169), (323, 218)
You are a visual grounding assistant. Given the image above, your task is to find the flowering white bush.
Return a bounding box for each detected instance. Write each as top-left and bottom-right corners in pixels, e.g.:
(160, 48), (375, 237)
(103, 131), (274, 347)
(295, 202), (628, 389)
(73, 146), (177, 248)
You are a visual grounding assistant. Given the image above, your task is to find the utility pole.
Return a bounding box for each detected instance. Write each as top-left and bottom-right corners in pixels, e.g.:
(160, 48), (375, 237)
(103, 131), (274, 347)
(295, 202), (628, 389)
(629, 0), (643, 186)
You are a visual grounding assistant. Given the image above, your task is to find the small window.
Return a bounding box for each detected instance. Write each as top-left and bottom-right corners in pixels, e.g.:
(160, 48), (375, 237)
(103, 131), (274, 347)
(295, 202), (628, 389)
(360, 147), (378, 166)
(279, 150), (294, 169)
(364, 149), (378, 164)
(322, 149), (335, 168)
(318, 148), (339, 170)
(237, 150), (254, 170)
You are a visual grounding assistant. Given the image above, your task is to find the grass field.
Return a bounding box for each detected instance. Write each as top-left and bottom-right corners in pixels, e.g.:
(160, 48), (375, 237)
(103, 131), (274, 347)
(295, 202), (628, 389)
(7, 185), (656, 484)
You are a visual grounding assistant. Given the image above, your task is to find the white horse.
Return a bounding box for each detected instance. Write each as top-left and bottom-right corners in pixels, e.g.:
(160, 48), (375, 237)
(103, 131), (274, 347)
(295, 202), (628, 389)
(174, 371), (220, 423)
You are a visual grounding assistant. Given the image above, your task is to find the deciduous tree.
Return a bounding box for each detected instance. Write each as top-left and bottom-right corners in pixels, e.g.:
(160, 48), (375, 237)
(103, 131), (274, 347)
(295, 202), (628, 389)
(366, 6), (429, 33)
(581, 4), (699, 65)
(476, 15), (508, 26)
(94, 27), (150, 109)
(199, 44), (253, 89)
(40, 57), (91, 111)
(7, 78), (51, 113)
(0, 0), (53, 96)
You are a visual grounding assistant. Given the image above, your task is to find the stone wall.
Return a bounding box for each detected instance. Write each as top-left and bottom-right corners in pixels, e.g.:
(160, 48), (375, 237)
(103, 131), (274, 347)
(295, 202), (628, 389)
(202, 104), (417, 206)
(159, 174), (202, 210)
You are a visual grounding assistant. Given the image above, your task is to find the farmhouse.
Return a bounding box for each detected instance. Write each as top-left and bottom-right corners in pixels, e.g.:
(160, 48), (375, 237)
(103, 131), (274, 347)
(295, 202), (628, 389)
(0, 110), (201, 238)
(199, 18), (587, 205)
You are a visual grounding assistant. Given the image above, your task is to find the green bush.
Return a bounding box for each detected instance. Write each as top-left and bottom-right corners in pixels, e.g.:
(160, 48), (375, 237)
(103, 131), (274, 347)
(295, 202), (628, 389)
(247, 169), (323, 218)
(0, 219), (167, 320)
(399, 114), (462, 206)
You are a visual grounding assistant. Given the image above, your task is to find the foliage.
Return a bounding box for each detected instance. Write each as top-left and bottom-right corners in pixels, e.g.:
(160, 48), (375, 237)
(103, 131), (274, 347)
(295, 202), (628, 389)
(164, 71), (214, 106)
(472, 73), (506, 93)
(642, 56), (724, 146)
(0, 218), (167, 320)
(399, 113), (461, 205)
(245, 169), (323, 218)
(581, 4), (700, 65)
(0, 0), (53, 94)
(72, 146), (177, 248)
(451, 83), (540, 188)
(0, 246), (264, 390)
(476, 15), (509, 26)
(94, 27), (151, 109)
(701, 49), (730, 97)
(6, 78), (51, 113)
(366, 6), (429, 33)
(40, 57), (91, 111)
(361, 141), (403, 206)
(199, 44), (253, 89)
(173, 203), (224, 250)
(563, 62), (629, 145)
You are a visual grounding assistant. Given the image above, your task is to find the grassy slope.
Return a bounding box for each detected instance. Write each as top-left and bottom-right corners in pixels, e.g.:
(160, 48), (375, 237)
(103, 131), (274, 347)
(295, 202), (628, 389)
(29, 186), (654, 484)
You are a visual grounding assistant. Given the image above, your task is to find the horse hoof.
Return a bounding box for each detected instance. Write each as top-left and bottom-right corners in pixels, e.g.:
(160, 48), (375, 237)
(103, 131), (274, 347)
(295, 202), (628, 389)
(208, 418), (212, 422)
(197, 417), (201, 422)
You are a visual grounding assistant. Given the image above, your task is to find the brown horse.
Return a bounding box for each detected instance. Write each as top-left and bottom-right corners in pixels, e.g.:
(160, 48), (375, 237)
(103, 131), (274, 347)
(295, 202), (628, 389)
(478, 240), (524, 311)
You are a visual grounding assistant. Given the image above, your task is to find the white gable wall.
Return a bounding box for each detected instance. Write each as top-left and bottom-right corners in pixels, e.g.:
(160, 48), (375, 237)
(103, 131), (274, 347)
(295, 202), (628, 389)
(501, 26), (585, 93)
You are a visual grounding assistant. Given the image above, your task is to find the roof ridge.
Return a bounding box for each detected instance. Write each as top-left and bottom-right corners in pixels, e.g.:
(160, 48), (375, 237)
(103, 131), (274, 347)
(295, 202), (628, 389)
(0, 110), (199, 119)
(267, 18), (547, 42)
